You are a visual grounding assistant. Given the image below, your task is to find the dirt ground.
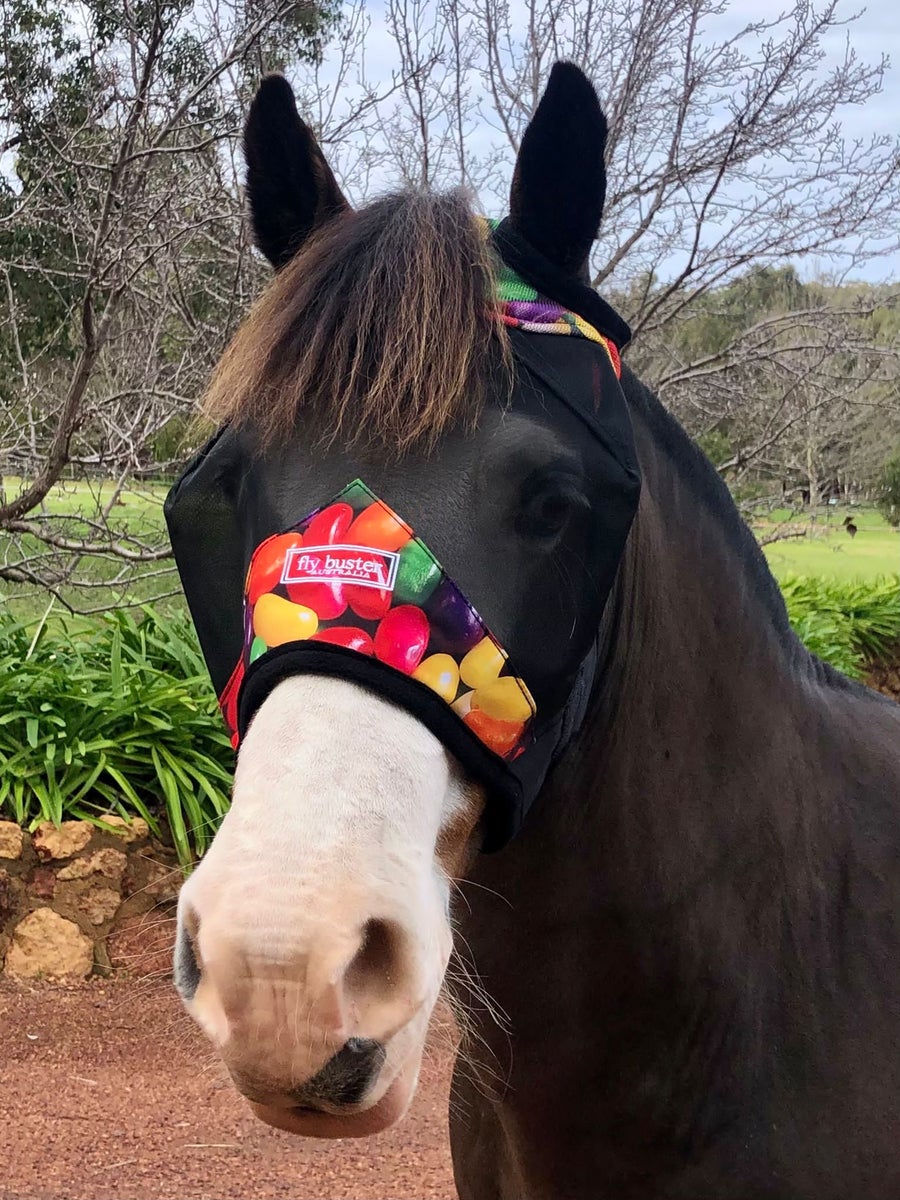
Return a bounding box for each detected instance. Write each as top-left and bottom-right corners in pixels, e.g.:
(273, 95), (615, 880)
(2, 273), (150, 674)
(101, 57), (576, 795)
(0, 976), (458, 1200)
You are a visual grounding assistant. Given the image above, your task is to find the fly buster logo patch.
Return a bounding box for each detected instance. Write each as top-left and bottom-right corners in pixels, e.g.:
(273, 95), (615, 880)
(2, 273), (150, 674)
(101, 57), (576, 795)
(281, 545), (400, 591)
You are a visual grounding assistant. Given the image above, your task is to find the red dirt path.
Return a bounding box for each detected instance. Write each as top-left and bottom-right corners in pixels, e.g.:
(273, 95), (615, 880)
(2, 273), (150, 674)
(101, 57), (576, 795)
(0, 979), (457, 1200)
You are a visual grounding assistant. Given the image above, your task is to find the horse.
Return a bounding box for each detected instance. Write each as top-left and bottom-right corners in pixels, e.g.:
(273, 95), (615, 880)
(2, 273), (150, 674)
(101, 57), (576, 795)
(167, 63), (900, 1199)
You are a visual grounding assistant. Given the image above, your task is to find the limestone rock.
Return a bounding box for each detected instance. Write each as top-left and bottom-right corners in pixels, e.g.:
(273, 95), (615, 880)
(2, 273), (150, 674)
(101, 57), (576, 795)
(98, 815), (150, 844)
(57, 848), (127, 884)
(4, 908), (93, 980)
(0, 821), (24, 860)
(33, 821), (92, 861)
(74, 885), (122, 926)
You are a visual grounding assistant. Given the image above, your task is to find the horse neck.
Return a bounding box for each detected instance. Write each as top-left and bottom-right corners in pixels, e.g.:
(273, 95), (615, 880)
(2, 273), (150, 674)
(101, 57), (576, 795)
(588, 388), (820, 911)
(554, 376), (898, 994)
(453, 380), (900, 1194)
(468, 375), (884, 1045)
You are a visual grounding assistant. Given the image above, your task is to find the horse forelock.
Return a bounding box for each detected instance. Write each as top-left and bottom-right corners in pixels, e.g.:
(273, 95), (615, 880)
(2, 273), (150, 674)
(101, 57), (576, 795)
(202, 189), (509, 455)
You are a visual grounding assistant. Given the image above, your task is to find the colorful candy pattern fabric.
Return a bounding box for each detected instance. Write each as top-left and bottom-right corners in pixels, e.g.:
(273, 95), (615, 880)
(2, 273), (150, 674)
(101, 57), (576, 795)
(482, 218), (622, 378)
(220, 480), (537, 762)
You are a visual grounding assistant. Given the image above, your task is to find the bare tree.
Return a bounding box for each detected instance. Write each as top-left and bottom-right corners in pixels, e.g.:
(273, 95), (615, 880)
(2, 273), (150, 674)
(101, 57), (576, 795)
(345, 0), (900, 510)
(355, 0), (899, 311)
(2, 0), (898, 611)
(638, 274), (900, 509)
(0, 0), (340, 608)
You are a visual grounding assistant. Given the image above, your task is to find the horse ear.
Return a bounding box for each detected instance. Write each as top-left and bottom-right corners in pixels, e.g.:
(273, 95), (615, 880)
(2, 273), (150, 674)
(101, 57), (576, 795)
(508, 62), (607, 279)
(243, 74), (349, 270)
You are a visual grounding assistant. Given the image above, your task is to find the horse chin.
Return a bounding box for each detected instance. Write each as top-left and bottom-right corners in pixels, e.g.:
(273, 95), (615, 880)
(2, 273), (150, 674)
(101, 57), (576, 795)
(249, 1053), (420, 1139)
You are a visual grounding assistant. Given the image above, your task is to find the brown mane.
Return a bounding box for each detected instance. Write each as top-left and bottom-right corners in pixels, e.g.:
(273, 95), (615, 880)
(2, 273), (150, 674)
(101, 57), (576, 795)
(203, 190), (508, 453)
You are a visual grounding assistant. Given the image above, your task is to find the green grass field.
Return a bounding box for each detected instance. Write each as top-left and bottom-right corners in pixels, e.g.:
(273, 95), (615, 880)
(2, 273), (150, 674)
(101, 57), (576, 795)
(5, 476), (171, 524)
(1, 477), (178, 623)
(757, 506), (899, 583)
(3, 481), (898, 622)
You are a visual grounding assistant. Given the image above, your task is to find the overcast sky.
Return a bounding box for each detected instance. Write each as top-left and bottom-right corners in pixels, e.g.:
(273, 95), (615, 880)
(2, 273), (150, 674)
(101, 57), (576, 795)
(730, 0), (898, 139)
(347, 0), (900, 282)
(358, 0), (900, 133)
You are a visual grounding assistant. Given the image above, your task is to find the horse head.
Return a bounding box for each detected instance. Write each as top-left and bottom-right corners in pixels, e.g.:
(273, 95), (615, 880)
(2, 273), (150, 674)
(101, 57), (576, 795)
(167, 62), (639, 1138)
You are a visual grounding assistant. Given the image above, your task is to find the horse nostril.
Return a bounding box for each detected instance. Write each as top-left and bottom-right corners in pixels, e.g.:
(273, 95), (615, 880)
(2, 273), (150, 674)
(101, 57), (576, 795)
(291, 1037), (386, 1109)
(173, 925), (201, 1000)
(345, 918), (404, 999)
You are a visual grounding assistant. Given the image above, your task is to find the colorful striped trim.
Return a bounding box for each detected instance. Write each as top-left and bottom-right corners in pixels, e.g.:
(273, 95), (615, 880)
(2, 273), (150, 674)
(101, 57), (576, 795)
(481, 218), (621, 378)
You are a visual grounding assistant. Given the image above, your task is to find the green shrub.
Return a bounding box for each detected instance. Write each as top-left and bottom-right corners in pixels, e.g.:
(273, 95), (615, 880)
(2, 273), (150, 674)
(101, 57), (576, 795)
(2, 577), (896, 865)
(780, 575), (900, 677)
(0, 607), (233, 866)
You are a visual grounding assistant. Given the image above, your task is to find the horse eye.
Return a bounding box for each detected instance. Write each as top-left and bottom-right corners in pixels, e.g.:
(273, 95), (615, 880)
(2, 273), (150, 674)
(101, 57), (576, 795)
(516, 480), (583, 539)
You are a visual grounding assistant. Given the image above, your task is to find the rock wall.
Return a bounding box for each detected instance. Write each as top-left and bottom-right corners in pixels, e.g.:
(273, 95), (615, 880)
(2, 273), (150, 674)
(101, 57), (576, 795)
(0, 817), (181, 981)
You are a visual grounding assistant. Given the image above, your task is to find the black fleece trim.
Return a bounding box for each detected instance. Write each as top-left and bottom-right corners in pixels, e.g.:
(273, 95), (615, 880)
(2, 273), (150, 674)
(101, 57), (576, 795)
(237, 641), (528, 851)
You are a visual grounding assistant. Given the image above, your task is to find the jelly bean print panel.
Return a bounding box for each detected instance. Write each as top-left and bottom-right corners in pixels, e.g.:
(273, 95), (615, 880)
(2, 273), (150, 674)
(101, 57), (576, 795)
(219, 480), (537, 760)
